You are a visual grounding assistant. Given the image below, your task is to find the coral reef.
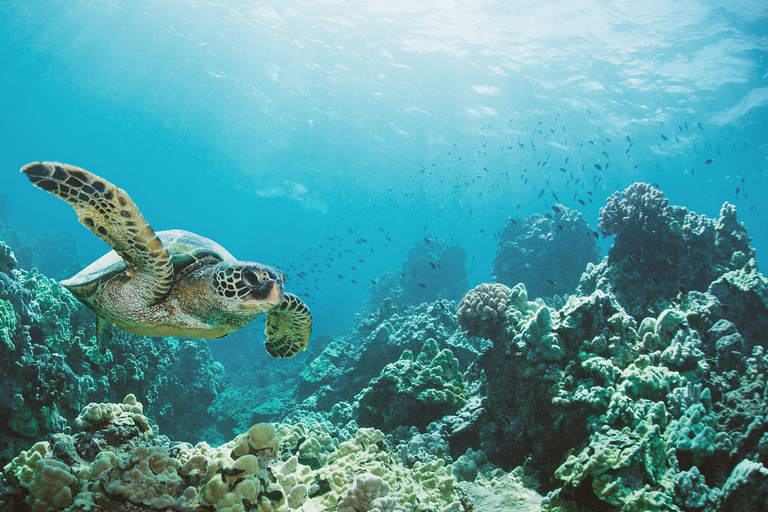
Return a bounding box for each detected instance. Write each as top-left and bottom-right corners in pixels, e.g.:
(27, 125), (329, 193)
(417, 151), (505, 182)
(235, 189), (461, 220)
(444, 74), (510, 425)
(355, 338), (468, 431)
(492, 204), (599, 298)
(583, 183), (754, 317)
(0, 397), (478, 512)
(2, 183), (767, 512)
(297, 298), (483, 411)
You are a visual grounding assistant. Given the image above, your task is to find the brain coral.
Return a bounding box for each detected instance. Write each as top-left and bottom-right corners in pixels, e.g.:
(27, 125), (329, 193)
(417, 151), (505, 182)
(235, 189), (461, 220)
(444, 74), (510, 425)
(456, 282), (531, 344)
(456, 283), (514, 342)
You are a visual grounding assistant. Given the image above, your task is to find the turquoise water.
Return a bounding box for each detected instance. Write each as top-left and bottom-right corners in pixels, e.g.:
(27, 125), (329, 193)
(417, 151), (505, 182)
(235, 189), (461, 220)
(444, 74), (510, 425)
(1, 0), (767, 336)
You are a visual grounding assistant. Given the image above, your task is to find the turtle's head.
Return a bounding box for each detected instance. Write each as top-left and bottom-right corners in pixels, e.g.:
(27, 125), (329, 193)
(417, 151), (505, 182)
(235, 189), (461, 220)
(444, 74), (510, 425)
(213, 262), (285, 313)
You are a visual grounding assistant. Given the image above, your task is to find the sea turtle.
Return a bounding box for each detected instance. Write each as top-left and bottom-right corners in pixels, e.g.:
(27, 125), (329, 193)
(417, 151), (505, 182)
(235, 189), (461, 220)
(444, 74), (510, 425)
(21, 161), (312, 358)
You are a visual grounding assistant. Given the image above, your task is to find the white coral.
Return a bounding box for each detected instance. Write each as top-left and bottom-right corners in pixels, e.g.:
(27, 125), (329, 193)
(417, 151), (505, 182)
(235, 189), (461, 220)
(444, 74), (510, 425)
(337, 473), (398, 512)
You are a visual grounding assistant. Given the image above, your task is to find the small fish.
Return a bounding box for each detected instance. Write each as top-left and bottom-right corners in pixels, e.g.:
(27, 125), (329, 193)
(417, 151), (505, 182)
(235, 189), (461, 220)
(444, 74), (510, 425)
(595, 163), (603, 170)
(419, 283), (427, 289)
(546, 279), (555, 285)
(578, 199), (586, 206)
(424, 237), (430, 244)
(705, 159), (714, 164)
(661, 134), (668, 141)
(429, 262), (436, 269)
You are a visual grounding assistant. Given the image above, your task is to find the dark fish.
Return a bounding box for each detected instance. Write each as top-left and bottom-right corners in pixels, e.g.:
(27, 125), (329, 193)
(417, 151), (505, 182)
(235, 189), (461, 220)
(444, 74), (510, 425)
(429, 262), (436, 269)
(557, 225), (564, 231)
(546, 279), (555, 285)
(552, 205), (562, 213)
(337, 274), (343, 279)
(661, 134), (668, 141)
(578, 199), (586, 206)
(595, 163), (603, 170)
(705, 159), (714, 164)
(419, 283), (427, 289)
(424, 237), (430, 244)
(552, 192), (559, 201)
(539, 189), (545, 197)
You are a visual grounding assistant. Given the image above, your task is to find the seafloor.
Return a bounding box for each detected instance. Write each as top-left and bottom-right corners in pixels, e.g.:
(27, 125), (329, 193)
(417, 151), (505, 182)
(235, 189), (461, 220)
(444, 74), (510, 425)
(0, 182), (766, 511)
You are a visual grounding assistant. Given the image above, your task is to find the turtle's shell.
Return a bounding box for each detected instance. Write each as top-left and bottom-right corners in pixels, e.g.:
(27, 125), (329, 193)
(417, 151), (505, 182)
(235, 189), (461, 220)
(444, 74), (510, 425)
(62, 229), (235, 298)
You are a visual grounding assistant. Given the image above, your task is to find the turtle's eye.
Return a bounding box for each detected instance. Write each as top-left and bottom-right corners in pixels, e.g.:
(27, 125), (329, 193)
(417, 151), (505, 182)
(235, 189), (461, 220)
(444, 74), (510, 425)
(242, 268), (264, 287)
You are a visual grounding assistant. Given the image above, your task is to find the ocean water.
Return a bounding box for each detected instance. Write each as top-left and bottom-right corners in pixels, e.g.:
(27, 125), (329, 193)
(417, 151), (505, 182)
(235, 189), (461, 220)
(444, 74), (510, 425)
(1, 0), (766, 334)
(3, 2), (768, 511)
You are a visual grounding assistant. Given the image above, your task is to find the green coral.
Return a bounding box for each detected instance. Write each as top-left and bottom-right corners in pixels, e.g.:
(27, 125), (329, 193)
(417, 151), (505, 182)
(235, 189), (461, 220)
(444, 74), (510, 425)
(356, 338), (468, 430)
(549, 406), (677, 511)
(0, 297), (16, 350)
(665, 403), (731, 467)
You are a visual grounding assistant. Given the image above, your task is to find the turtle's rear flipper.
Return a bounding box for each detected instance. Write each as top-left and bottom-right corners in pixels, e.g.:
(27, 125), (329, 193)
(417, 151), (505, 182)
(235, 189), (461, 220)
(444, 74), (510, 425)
(264, 293), (312, 358)
(22, 162), (173, 307)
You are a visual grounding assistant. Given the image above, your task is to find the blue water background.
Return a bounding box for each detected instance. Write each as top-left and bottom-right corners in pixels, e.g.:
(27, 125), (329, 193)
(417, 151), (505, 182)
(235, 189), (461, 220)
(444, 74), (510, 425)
(1, 0), (766, 336)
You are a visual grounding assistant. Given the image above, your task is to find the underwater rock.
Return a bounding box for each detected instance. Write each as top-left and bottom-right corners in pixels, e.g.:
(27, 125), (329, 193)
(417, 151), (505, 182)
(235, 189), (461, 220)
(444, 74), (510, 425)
(368, 235), (468, 309)
(492, 204), (599, 298)
(720, 459), (768, 512)
(0, 241), (17, 273)
(708, 257), (768, 351)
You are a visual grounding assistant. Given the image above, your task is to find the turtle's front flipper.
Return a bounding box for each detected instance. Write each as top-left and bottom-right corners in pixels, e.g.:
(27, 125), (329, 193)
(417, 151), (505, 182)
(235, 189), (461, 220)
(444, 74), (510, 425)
(264, 293), (312, 358)
(22, 162), (173, 306)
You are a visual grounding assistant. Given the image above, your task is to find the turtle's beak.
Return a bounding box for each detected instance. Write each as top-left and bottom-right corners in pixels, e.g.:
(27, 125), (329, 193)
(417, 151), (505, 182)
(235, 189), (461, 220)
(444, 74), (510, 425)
(245, 278), (284, 308)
